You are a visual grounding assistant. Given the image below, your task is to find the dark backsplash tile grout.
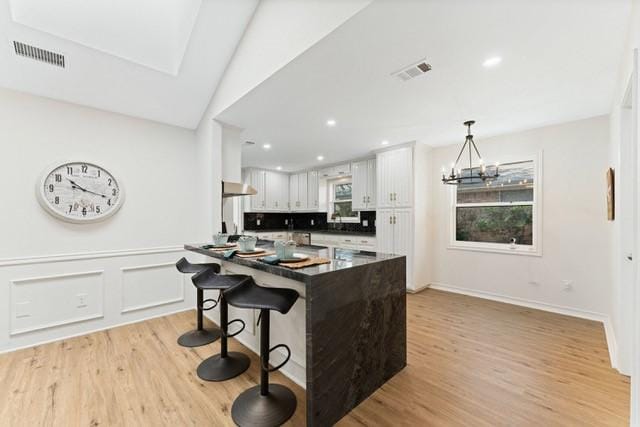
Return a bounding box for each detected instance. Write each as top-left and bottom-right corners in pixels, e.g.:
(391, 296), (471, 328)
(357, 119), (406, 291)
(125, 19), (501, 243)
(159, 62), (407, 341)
(244, 211), (376, 234)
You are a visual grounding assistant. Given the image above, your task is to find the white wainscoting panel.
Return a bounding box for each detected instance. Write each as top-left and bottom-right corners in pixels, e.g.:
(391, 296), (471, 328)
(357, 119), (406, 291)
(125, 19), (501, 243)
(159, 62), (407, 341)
(10, 270), (105, 335)
(121, 262), (185, 313)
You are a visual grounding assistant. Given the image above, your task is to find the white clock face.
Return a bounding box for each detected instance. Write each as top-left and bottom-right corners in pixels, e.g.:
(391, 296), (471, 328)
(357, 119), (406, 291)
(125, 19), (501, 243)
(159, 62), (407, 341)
(38, 162), (124, 223)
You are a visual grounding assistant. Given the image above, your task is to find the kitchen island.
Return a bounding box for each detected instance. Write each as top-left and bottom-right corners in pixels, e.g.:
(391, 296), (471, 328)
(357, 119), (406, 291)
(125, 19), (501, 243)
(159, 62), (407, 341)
(185, 241), (406, 427)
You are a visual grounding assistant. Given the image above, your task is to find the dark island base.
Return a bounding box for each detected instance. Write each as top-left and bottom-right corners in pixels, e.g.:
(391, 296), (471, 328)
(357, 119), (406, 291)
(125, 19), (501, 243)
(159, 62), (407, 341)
(306, 257), (407, 426)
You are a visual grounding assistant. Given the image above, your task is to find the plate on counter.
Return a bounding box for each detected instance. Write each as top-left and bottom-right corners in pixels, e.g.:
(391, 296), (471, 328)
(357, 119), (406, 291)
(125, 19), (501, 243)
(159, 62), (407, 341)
(279, 253), (310, 263)
(236, 248), (267, 255)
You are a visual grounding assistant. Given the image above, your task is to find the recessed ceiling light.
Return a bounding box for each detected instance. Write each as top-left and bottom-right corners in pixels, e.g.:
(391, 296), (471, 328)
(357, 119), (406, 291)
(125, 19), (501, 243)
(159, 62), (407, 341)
(482, 56), (502, 68)
(276, 166), (282, 171)
(317, 155), (324, 161)
(326, 119), (337, 127)
(381, 140), (389, 146)
(262, 143), (271, 149)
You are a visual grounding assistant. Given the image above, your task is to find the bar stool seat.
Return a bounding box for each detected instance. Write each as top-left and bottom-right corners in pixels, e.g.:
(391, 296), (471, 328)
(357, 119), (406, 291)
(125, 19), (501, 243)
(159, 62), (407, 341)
(175, 257), (223, 347)
(224, 279), (299, 427)
(192, 268), (253, 382)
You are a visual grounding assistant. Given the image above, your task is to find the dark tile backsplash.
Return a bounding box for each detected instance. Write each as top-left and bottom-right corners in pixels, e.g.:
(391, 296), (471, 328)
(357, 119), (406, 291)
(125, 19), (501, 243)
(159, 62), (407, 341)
(244, 211), (376, 234)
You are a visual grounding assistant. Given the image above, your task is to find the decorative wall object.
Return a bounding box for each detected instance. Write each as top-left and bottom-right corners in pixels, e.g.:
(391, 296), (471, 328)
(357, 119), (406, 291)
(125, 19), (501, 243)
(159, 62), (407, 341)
(37, 161), (124, 223)
(607, 167), (615, 221)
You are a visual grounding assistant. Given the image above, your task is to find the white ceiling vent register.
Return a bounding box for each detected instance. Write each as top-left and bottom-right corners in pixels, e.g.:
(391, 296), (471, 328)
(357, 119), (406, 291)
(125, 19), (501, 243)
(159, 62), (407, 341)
(392, 59), (431, 81)
(13, 41), (65, 68)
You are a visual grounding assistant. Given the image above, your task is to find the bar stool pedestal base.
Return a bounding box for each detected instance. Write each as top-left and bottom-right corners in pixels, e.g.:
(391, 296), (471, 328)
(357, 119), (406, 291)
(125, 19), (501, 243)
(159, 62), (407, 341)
(231, 384), (297, 427)
(197, 352), (250, 382)
(177, 328), (221, 348)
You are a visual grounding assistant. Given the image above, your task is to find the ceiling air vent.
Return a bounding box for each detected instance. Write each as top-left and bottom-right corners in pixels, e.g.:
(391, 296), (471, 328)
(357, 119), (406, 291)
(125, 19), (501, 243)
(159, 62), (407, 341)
(13, 41), (65, 68)
(392, 59), (431, 81)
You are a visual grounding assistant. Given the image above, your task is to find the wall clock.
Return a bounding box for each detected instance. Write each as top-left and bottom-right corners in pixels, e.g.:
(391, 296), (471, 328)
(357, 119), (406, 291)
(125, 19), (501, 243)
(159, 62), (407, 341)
(37, 161), (125, 223)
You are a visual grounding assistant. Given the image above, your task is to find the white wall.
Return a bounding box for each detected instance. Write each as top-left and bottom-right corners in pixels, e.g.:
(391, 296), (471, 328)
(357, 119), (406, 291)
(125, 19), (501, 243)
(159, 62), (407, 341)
(200, 0), (372, 123)
(429, 116), (611, 318)
(0, 88), (206, 352)
(608, 0), (640, 417)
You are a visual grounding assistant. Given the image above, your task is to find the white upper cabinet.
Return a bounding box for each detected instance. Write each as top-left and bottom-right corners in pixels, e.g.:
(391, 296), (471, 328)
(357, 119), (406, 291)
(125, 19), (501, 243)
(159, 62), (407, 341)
(319, 163), (351, 178)
(351, 159), (376, 211)
(307, 170), (319, 209)
(250, 169), (266, 211)
(376, 146), (412, 208)
(290, 172), (312, 211)
(265, 171), (288, 211)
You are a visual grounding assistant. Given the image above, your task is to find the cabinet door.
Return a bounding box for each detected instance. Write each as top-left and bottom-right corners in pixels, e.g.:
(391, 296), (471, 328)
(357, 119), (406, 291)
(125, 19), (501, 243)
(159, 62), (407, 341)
(367, 159), (376, 209)
(298, 172), (308, 210)
(393, 208), (413, 256)
(250, 170), (266, 211)
(351, 160), (367, 211)
(279, 173), (289, 211)
(307, 171), (319, 210)
(376, 151), (393, 208)
(265, 171), (277, 210)
(289, 174), (298, 211)
(392, 147), (413, 208)
(376, 209), (395, 254)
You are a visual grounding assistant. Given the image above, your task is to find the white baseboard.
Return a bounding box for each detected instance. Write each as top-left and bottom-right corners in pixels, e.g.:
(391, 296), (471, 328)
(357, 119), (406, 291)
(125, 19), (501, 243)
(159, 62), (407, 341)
(407, 283), (430, 294)
(0, 307), (192, 355)
(428, 282), (620, 372)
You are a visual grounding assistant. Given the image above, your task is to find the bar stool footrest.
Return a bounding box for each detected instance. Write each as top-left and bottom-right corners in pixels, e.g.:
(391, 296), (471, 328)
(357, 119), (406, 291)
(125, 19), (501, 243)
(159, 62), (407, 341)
(261, 344), (291, 373)
(224, 318), (246, 338)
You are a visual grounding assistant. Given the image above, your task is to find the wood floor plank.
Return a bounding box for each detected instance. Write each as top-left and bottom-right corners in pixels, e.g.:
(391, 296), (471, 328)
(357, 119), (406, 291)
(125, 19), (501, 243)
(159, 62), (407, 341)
(0, 289), (629, 426)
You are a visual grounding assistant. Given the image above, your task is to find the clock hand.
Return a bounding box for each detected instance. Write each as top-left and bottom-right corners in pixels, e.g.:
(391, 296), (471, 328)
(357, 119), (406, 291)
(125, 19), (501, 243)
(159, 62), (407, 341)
(67, 179), (108, 198)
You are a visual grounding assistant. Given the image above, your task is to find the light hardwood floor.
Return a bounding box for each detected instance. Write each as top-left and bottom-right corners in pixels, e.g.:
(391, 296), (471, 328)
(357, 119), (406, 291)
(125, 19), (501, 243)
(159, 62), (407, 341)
(0, 289), (630, 426)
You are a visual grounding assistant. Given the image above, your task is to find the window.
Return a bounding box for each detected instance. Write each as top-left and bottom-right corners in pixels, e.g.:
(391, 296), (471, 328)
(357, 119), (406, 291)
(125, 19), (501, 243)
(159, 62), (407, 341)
(328, 178), (359, 222)
(451, 157), (540, 255)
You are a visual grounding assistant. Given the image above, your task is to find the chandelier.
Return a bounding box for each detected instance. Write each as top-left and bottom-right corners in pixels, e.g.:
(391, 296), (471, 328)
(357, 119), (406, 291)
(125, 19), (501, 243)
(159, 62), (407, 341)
(441, 120), (499, 185)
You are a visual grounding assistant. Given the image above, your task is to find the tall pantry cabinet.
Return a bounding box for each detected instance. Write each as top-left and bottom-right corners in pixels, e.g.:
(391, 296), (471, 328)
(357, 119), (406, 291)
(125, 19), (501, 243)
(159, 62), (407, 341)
(376, 144), (430, 291)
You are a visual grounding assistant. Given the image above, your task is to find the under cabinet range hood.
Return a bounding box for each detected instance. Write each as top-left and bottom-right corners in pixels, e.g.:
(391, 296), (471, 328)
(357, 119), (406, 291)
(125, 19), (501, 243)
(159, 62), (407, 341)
(222, 181), (257, 198)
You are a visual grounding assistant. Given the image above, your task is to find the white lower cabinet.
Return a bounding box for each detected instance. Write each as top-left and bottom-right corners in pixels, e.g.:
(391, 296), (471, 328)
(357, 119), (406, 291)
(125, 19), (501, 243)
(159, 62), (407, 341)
(377, 208), (413, 287)
(311, 234), (377, 251)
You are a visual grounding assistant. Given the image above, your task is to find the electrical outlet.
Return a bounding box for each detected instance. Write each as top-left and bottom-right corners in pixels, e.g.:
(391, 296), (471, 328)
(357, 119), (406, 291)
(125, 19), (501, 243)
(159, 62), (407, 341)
(562, 280), (573, 291)
(257, 219), (261, 226)
(363, 220), (369, 227)
(15, 301), (31, 318)
(77, 293), (89, 308)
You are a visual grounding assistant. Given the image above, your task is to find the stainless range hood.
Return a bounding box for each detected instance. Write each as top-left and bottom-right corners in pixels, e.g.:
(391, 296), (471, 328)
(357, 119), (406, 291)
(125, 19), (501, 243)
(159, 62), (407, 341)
(222, 181), (257, 198)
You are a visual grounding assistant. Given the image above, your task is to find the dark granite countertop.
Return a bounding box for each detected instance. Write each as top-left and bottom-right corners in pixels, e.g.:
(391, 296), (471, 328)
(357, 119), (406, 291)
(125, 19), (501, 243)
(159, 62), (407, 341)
(184, 241), (400, 283)
(243, 229), (376, 237)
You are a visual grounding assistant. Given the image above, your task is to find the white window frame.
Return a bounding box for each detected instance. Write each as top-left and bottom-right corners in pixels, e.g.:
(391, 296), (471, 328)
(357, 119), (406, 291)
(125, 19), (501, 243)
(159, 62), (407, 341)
(448, 151), (543, 256)
(327, 177), (360, 223)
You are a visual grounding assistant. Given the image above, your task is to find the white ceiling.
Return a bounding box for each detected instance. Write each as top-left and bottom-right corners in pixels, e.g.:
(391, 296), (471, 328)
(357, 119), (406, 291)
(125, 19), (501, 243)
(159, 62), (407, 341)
(215, 0), (632, 172)
(0, 0), (258, 128)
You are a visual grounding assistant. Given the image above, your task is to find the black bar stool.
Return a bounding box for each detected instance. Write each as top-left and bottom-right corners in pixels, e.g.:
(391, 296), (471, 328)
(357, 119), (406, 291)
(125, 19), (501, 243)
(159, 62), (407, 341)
(192, 268), (253, 381)
(175, 257), (223, 347)
(223, 278), (299, 427)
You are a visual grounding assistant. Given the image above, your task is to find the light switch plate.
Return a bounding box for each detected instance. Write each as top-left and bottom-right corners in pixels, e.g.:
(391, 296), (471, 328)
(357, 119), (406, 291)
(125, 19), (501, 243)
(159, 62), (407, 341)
(77, 293), (89, 308)
(362, 220), (368, 227)
(257, 219), (261, 226)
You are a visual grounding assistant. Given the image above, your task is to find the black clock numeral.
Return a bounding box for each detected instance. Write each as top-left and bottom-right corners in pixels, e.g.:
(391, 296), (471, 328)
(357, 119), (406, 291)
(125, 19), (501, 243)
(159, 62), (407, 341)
(54, 196), (59, 204)
(96, 206), (101, 214)
(108, 178), (112, 186)
(107, 199), (112, 206)
(55, 174), (62, 182)
(68, 205), (73, 213)
(112, 188), (117, 196)
(48, 184), (54, 192)
(81, 164), (88, 173)
(97, 170), (101, 177)
(82, 207), (87, 216)
(67, 166), (73, 175)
